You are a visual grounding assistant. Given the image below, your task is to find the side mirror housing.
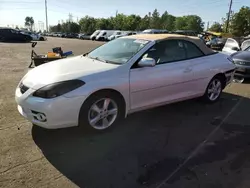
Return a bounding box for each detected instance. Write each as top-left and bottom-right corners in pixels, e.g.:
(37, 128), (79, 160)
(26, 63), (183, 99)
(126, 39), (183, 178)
(138, 57), (156, 67)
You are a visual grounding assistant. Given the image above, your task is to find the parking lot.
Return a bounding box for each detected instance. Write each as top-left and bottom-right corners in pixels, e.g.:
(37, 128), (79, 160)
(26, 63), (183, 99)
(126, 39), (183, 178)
(1, 37), (250, 188)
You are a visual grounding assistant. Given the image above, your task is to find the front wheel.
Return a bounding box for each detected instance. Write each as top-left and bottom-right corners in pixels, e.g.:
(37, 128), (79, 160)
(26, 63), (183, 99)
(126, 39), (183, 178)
(79, 92), (124, 132)
(203, 77), (223, 103)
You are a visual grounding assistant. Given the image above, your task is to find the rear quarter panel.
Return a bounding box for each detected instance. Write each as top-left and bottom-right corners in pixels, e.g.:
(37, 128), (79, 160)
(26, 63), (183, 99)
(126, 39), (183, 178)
(191, 52), (235, 93)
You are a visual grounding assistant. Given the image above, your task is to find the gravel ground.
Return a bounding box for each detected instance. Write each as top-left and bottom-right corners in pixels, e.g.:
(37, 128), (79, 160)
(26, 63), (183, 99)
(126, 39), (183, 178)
(1, 37), (250, 188)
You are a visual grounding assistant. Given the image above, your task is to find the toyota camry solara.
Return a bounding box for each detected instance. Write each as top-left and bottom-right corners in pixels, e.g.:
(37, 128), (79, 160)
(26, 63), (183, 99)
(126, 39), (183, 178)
(15, 34), (236, 131)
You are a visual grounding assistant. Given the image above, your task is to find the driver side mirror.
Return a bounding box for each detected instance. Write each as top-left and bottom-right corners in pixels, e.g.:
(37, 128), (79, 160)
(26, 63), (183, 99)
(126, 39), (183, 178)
(138, 57), (156, 67)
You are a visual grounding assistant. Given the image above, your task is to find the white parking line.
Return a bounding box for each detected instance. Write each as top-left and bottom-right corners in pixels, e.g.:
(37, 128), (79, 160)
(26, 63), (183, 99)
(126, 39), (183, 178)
(156, 97), (243, 188)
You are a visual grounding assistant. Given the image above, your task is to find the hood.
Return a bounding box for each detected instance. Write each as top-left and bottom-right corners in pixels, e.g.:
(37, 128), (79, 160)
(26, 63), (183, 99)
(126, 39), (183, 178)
(232, 51), (250, 61)
(22, 55), (119, 89)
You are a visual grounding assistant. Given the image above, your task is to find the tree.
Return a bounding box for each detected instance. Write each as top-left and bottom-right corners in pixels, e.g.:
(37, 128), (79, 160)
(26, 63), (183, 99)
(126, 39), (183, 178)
(209, 22), (222, 32)
(79, 16), (97, 34)
(51, 9), (206, 34)
(15, 26), (19, 30)
(175, 15), (204, 32)
(175, 17), (187, 30)
(231, 6), (250, 36)
(150, 9), (161, 29)
(25, 16), (34, 31)
(161, 11), (176, 31)
(139, 15), (150, 30)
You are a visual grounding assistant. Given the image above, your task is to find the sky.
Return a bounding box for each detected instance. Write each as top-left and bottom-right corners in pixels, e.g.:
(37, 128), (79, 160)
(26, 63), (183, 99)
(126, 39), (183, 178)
(0, 0), (248, 31)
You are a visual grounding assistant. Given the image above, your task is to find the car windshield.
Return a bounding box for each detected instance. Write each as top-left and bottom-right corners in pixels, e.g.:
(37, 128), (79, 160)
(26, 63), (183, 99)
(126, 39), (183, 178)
(245, 46), (250, 51)
(87, 38), (149, 64)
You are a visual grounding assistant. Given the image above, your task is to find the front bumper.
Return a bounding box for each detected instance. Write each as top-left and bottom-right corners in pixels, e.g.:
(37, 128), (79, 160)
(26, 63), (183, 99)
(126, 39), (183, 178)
(15, 86), (87, 129)
(234, 66), (250, 78)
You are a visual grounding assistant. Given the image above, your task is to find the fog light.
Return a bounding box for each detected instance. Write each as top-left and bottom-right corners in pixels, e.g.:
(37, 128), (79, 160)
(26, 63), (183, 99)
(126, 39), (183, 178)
(31, 110), (47, 122)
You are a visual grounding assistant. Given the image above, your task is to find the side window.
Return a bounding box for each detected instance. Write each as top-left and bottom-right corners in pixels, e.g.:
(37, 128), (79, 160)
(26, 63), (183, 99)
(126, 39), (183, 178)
(182, 41), (204, 59)
(143, 40), (186, 64)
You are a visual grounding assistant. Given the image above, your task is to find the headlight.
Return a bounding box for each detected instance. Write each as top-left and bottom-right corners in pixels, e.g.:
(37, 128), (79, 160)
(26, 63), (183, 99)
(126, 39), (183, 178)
(33, 80), (85, 99)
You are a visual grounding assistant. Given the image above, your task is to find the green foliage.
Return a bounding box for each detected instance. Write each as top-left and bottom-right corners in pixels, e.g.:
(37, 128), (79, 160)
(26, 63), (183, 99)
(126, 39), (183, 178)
(49, 9), (205, 34)
(209, 22), (223, 32)
(221, 6), (250, 36)
(24, 16), (34, 31)
(175, 15), (204, 32)
(161, 11), (176, 31)
(231, 6), (250, 36)
(50, 22), (80, 33)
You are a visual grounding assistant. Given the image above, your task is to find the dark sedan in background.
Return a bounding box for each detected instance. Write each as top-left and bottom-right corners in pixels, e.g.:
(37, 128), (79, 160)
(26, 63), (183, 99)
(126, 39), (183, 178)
(0, 28), (32, 42)
(232, 46), (250, 81)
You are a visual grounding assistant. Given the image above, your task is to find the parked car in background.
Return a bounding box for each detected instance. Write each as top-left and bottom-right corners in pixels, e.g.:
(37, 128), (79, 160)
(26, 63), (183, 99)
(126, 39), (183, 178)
(78, 33), (85, 39)
(222, 38), (250, 54)
(108, 31), (138, 40)
(108, 31), (123, 41)
(206, 37), (226, 51)
(142, 29), (168, 34)
(15, 34), (235, 132)
(231, 46), (250, 81)
(0, 28), (32, 42)
(80, 35), (91, 40)
(20, 31), (47, 41)
(174, 30), (198, 36)
(95, 30), (118, 41)
(64, 33), (78, 38)
(90, 30), (101, 40)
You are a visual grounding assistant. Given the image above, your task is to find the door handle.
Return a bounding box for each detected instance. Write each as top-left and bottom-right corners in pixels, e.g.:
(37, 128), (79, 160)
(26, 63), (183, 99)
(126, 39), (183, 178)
(184, 68), (192, 73)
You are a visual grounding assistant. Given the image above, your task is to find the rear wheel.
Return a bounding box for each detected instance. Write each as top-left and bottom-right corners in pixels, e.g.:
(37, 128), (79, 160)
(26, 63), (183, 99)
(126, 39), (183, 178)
(203, 76), (223, 103)
(39, 37), (45, 41)
(0, 36), (5, 42)
(79, 91), (124, 132)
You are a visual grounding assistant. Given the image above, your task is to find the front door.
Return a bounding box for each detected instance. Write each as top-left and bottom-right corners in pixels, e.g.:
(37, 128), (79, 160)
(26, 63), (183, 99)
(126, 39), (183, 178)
(129, 39), (204, 111)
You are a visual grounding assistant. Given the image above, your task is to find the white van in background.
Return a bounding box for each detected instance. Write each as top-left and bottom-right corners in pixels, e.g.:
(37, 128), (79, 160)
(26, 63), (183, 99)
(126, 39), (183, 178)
(90, 30), (101, 40)
(95, 30), (119, 41)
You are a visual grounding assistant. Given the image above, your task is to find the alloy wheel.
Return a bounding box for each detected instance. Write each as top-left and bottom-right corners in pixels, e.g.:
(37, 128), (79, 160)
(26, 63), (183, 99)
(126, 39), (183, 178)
(88, 98), (118, 130)
(207, 78), (222, 101)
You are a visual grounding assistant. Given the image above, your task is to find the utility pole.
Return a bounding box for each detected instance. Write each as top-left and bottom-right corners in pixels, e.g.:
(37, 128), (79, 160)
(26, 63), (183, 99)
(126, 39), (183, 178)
(225, 0), (233, 33)
(68, 13), (73, 22)
(45, 0), (48, 32)
(207, 21), (210, 31)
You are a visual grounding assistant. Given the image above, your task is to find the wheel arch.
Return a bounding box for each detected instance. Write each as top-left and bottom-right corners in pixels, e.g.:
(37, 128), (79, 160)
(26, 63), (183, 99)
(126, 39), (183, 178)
(213, 73), (227, 89)
(79, 88), (127, 120)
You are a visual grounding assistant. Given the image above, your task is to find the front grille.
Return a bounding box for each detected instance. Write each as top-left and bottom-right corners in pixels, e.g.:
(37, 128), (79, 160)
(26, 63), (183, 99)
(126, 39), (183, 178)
(19, 83), (29, 94)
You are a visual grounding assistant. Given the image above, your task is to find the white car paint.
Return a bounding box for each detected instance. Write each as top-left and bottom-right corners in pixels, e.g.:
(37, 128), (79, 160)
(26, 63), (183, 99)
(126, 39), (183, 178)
(15, 36), (235, 129)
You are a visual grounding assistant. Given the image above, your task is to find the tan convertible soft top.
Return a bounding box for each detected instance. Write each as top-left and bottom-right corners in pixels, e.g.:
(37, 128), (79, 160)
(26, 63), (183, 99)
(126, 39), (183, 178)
(125, 34), (215, 55)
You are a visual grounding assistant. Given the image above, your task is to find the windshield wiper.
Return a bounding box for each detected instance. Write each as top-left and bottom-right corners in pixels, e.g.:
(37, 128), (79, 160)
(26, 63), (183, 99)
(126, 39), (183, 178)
(82, 52), (89, 56)
(88, 56), (107, 63)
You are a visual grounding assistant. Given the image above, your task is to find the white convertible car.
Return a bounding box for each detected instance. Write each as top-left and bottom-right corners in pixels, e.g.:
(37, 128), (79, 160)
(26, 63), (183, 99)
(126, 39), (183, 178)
(15, 34), (236, 131)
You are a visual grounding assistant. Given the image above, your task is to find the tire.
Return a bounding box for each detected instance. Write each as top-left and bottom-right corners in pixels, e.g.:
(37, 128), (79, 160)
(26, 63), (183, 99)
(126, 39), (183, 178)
(39, 37), (45, 41)
(0, 36), (5, 42)
(79, 91), (124, 132)
(202, 76), (223, 103)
